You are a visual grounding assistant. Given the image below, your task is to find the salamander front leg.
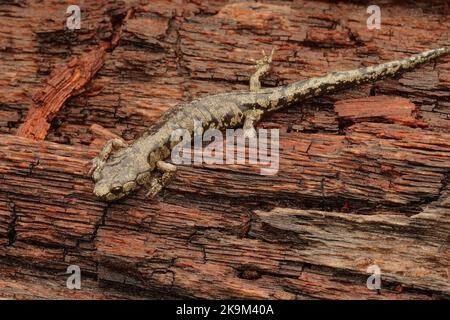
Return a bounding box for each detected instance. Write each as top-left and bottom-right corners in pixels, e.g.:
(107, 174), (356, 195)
(250, 48), (275, 92)
(157, 161), (177, 185)
(145, 177), (163, 199)
(89, 138), (128, 179)
(145, 161), (177, 199)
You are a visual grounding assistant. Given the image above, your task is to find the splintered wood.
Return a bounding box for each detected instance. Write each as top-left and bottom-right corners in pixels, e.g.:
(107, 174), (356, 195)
(16, 47), (107, 140)
(0, 0), (449, 299)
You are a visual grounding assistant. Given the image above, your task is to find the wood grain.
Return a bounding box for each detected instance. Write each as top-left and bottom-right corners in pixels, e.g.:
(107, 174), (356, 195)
(0, 0), (449, 299)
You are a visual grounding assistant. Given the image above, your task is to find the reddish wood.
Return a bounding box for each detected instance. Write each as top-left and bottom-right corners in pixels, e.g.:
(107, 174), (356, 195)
(15, 7), (134, 141)
(15, 47), (107, 140)
(335, 96), (428, 128)
(89, 124), (121, 147)
(1, 0), (450, 300)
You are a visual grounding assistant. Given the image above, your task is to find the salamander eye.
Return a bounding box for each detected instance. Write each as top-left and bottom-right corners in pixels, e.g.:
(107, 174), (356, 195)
(110, 185), (123, 194)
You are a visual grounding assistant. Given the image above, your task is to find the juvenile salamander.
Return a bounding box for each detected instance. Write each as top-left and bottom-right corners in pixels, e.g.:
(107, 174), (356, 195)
(90, 47), (450, 201)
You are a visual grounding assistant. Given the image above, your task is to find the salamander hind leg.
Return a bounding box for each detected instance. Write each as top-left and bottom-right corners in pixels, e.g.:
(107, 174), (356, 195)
(250, 48), (275, 92)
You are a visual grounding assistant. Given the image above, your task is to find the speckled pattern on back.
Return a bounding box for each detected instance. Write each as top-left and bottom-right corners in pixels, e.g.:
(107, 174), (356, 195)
(90, 47), (450, 201)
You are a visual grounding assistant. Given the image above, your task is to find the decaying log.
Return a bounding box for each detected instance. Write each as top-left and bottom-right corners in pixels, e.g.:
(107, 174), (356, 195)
(0, 127), (449, 299)
(0, 0), (450, 299)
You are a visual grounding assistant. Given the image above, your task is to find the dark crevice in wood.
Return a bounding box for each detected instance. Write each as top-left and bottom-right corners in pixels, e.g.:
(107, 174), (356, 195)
(6, 198), (17, 246)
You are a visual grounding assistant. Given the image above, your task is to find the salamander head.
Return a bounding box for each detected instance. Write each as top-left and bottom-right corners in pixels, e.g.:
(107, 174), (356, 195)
(91, 146), (156, 202)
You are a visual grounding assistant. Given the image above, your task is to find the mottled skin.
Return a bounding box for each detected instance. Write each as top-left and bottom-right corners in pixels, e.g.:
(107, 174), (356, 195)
(91, 47), (450, 202)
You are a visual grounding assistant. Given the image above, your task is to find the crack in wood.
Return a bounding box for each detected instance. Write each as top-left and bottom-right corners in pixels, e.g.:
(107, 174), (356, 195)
(6, 198), (17, 246)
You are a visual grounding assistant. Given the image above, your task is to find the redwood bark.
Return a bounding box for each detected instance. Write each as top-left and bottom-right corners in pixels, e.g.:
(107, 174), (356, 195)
(0, 0), (449, 299)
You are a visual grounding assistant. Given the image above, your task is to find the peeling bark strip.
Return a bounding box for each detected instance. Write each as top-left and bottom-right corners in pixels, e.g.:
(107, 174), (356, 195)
(15, 7), (134, 141)
(16, 47), (107, 140)
(335, 96), (428, 128)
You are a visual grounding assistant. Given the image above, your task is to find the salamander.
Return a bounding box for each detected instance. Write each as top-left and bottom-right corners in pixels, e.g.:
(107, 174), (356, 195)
(90, 47), (450, 201)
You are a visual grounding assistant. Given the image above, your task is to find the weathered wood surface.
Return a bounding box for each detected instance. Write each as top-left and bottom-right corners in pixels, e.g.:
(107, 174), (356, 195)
(0, 0), (449, 299)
